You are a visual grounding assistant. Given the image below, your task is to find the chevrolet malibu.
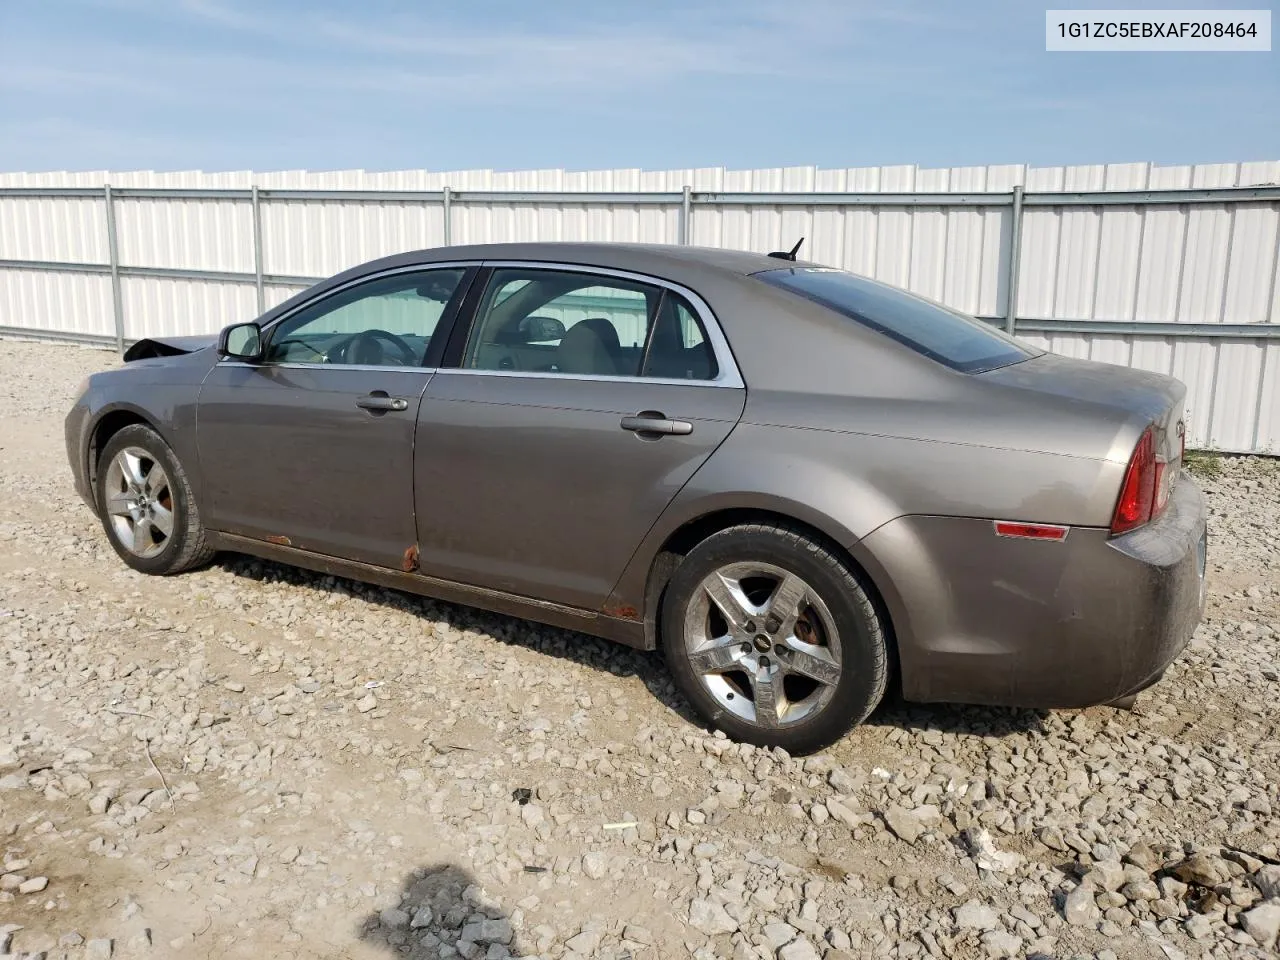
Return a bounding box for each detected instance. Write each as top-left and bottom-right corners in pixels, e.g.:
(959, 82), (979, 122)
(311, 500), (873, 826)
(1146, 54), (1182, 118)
(65, 242), (1209, 753)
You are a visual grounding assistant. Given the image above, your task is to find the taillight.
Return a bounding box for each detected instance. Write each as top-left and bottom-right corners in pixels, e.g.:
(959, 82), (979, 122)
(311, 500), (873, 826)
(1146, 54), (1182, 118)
(1111, 426), (1157, 535)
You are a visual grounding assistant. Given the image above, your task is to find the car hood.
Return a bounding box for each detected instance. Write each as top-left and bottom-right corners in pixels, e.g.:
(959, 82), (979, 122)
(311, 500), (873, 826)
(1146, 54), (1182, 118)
(122, 334), (217, 362)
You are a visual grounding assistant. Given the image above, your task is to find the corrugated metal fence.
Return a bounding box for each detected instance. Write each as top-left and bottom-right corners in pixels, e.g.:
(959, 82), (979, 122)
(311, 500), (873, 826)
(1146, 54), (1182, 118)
(1, 162), (1278, 452)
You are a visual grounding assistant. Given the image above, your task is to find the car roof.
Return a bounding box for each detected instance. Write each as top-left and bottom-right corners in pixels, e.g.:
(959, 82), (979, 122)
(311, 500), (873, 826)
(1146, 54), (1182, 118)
(386, 241), (809, 280)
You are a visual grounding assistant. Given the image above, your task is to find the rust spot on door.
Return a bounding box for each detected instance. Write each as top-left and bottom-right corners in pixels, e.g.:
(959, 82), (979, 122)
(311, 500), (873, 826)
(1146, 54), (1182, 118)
(402, 544), (420, 572)
(266, 535), (291, 546)
(604, 603), (639, 621)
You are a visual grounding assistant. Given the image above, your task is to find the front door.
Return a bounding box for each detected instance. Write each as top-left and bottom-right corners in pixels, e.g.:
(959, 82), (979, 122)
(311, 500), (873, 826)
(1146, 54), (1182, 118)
(196, 266), (473, 569)
(414, 265), (745, 610)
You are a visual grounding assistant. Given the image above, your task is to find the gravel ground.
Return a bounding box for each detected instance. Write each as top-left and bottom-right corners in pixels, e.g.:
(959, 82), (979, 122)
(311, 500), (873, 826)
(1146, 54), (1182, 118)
(0, 337), (1278, 960)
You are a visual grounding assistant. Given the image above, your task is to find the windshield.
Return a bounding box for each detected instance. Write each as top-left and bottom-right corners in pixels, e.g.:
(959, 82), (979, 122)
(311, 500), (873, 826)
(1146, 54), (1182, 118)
(756, 267), (1038, 374)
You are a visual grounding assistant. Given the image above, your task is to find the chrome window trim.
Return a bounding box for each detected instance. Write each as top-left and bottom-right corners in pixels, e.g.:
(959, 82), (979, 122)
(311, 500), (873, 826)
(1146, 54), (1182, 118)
(437, 368), (726, 388)
(461, 260), (745, 389)
(218, 361), (440, 374)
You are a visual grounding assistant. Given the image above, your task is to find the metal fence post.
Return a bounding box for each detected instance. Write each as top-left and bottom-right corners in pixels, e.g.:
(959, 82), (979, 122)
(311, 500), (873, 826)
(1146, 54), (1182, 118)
(442, 186), (452, 246)
(680, 185), (692, 244)
(1004, 184), (1025, 335)
(103, 185), (125, 352)
(250, 185), (265, 314)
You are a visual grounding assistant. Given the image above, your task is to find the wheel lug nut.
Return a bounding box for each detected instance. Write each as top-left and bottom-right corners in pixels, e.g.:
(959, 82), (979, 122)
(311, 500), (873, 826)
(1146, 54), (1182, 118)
(744, 621), (756, 633)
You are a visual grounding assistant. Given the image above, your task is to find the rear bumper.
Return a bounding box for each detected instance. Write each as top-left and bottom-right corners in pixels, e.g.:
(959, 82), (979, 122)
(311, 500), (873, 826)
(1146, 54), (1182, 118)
(862, 478), (1208, 709)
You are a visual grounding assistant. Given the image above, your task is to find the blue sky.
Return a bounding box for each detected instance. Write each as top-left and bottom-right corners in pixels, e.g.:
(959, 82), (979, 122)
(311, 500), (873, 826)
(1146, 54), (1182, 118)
(0, 0), (1276, 172)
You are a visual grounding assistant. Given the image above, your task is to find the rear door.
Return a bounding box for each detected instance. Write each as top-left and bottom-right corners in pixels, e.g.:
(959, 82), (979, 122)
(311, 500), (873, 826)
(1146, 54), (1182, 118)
(196, 265), (474, 569)
(413, 264), (745, 611)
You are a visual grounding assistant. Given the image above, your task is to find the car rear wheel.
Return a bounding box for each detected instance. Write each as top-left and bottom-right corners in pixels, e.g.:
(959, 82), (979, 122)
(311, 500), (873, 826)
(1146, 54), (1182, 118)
(96, 424), (214, 575)
(661, 523), (889, 753)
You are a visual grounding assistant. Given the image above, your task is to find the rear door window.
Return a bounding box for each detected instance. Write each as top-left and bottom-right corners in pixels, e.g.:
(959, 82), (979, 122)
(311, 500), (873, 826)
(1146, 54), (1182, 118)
(463, 269), (657, 376)
(756, 267), (1038, 373)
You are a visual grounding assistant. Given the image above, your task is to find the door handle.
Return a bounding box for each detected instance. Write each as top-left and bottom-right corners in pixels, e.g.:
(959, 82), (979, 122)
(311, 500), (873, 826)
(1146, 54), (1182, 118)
(620, 413), (693, 437)
(356, 393), (409, 412)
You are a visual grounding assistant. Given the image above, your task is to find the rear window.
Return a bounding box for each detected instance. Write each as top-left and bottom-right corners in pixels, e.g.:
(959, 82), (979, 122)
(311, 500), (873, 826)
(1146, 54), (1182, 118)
(756, 267), (1038, 373)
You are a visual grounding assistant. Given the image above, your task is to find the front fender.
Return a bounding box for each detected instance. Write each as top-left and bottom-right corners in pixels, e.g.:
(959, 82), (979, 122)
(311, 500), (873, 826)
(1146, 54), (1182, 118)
(67, 353), (213, 512)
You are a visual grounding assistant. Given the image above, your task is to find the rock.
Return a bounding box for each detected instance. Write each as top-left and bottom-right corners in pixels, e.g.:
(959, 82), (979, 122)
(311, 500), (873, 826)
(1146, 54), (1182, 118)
(126, 929), (152, 951)
(623, 923), (654, 945)
(1240, 902), (1280, 948)
(86, 938), (113, 959)
(966, 828), (1023, 873)
(60, 931), (85, 947)
(777, 937), (821, 960)
(18, 876), (48, 894)
(689, 898), (738, 935)
(1086, 860), (1126, 892)
(582, 852), (607, 880)
(825, 797), (862, 828)
(1183, 914), (1214, 940)
(564, 927), (603, 954)
(762, 922), (798, 949)
(62, 747), (94, 763)
(980, 930), (1023, 958)
(380, 907), (409, 928)
(1037, 826), (1068, 852)
(88, 793), (111, 815)
(882, 806), (924, 845)
(955, 900), (1000, 931)
(1063, 883), (1100, 927)
(459, 918), (513, 944)
(1170, 852), (1229, 887)
(1254, 866), (1280, 900)
(61, 773), (91, 796)
(409, 906), (434, 929)
(355, 694), (377, 713)
(1123, 843), (1163, 873)
(828, 768), (859, 794)
(520, 803), (545, 828)
(1122, 878), (1160, 902)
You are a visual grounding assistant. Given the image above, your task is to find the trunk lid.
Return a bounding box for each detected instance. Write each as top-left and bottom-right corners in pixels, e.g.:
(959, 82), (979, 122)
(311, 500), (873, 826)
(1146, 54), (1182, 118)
(979, 352), (1187, 465)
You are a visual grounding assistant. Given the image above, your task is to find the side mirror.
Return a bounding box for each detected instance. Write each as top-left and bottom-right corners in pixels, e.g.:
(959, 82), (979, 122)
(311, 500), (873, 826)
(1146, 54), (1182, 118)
(518, 315), (566, 343)
(217, 322), (263, 361)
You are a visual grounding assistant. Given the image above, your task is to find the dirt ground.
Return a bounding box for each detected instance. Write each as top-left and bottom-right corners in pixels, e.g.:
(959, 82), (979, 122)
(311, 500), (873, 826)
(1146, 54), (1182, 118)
(1, 339), (1278, 960)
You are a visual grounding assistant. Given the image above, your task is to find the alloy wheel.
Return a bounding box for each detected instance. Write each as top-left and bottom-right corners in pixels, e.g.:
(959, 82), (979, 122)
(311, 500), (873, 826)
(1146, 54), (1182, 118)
(682, 561), (842, 728)
(103, 447), (174, 559)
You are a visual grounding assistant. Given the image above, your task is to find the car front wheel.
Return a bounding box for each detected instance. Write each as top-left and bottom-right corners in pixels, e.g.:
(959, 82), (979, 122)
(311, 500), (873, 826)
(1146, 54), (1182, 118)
(96, 424), (214, 575)
(661, 523), (889, 754)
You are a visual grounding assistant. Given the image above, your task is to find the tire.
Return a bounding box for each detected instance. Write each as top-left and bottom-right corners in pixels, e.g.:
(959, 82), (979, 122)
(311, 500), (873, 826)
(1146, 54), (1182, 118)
(96, 424), (215, 575)
(661, 523), (889, 754)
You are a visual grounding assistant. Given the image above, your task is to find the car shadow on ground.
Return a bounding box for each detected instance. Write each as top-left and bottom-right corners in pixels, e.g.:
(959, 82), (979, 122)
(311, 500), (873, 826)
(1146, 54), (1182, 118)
(357, 863), (529, 959)
(217, 554), (1049, 743)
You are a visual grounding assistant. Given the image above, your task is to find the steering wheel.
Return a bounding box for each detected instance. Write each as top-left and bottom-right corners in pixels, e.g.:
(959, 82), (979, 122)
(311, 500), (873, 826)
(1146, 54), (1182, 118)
(335, 329), (419, 366)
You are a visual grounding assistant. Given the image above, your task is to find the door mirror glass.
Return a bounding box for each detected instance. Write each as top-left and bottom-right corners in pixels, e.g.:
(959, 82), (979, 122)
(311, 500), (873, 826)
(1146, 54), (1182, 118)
(218, 322), (263, 361)
(518, 315), (566, 343)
